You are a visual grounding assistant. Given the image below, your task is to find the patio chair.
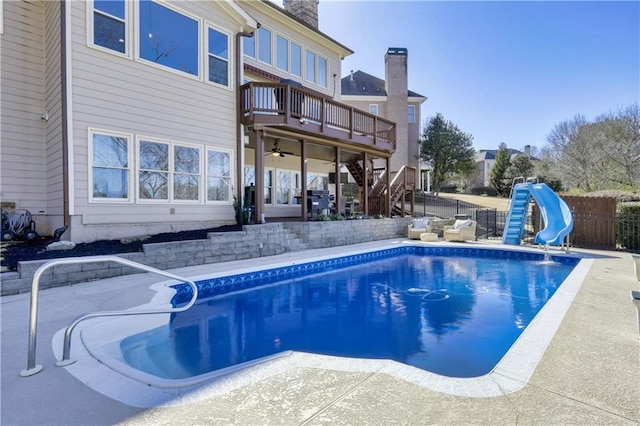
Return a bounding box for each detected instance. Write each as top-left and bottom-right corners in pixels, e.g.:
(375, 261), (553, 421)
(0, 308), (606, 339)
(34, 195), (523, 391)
(443, 219), (477, 242)
(408, 218), (431, 239)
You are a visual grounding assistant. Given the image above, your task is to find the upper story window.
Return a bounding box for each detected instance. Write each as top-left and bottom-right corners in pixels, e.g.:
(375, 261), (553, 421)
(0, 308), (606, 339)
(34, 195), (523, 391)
(305, 50), (315, 82)
(257, 27), (272, 64)
(92, 0), (127, 54)
(90, 130), (132, 201)
(138, 0), (199, 77)
(243, 34), (255, 58)
(290, 42), (302, 77)
(317, 56), (327, 87)
(369, 104), (378, 116)
(207, 26), (229, 86)
(276, 35), (289, 72)
(408, 105), (416, 123)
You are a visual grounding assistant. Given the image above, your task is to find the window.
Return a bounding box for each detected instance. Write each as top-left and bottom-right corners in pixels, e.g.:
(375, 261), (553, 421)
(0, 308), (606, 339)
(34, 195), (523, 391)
(276, 170), (292, 205)
(305, 50), (315, 82)
(317, 56), (327, 87)
(408, 105), (415, 123)
(207, 26), (229, 86)
(243, 34), (255, 58)
(264, 170), (273, 204)
(91, 130), (131, 200)
(138, 0), (199, 76)
(290, 42), (302, 77)
(257, 27), (272, 64)
(139, 140), (169, 200)
(174, 145), (200, 201)
(138, 139), (202, 202)
(276, 35), (288, 71)
(207, 150), (231, 202)
(92, 0), (127, 54)
(307, 173), (328, 190)
(369, 104), (378, 116)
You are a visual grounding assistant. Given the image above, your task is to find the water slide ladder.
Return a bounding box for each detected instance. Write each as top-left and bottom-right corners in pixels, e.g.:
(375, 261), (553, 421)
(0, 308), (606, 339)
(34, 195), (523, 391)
(20, 256), (198, 377)
(503, 180), (532, 245)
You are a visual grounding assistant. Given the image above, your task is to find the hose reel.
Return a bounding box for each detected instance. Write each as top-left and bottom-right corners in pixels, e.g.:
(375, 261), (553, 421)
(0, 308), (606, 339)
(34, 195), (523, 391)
(1, 209), (39, 241)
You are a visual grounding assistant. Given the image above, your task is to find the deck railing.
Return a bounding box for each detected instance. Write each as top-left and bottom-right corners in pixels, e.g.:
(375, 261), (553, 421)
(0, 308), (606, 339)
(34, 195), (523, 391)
(240, 82), (396, 153)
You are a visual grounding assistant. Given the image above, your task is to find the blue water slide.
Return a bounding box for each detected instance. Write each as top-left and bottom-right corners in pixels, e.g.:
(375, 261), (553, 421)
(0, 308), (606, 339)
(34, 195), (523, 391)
(502, 183), (573, 246)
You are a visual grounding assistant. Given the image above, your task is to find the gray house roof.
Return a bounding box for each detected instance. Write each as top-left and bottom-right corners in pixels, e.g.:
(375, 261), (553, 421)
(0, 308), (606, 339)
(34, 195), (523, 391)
(477, 149), (540, 162)
(341, 70), (426, 98)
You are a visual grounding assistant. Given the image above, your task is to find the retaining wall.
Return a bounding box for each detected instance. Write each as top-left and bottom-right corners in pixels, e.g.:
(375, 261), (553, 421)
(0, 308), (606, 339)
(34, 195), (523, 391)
(1, 218), (412, 295)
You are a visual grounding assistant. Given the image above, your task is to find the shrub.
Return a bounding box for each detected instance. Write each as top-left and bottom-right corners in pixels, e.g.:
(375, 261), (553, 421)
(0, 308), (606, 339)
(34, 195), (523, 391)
(470, 186), (498, 196)
(439, 185), (457, 193)
(616, 202), (640, 253)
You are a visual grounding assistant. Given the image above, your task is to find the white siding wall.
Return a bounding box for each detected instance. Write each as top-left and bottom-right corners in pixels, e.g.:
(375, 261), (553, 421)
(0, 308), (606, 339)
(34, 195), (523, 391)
(0, 0), (48, 232)
(67, 1), (244, 241)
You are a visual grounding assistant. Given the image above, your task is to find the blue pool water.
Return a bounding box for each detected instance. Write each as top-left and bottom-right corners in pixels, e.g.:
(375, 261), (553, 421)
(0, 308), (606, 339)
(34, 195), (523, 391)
(121, 247), (579, 379)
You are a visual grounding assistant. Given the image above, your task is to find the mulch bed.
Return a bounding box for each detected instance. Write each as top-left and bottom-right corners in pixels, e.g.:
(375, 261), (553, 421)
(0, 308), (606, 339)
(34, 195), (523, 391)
(0, 225), (242, 272)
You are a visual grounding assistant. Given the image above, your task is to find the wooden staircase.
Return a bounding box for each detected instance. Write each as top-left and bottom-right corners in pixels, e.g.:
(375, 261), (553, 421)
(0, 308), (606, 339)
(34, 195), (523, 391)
(345, 161), (416, 217)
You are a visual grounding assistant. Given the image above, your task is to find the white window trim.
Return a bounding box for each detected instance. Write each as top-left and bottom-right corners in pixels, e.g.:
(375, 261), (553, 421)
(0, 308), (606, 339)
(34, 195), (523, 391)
(172, 142), (204, 204)
(136, 135), (204, 204)
(86, 0), (132, 58)
(408, 105), (416, 123)
(205, 147), (234, 205)
(369, 104), (379, 116)
(134, 0), (203, 81)
(88, 128), (134, 204)
(304, 49), (316, 83)
(205, 21), (233, 90)
(317, 55), (328, 88)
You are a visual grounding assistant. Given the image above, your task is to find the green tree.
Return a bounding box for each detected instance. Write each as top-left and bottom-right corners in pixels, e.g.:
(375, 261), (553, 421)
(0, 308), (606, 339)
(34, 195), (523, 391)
(491, 143), (511, 196)
(506, 154), (535, 181)
(419, 113), (475, 195)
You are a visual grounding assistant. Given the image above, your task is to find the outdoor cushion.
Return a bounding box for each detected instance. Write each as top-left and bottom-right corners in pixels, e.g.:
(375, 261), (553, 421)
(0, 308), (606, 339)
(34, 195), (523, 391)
(412, 218), (429, 229)
(453, 219), (472, 229)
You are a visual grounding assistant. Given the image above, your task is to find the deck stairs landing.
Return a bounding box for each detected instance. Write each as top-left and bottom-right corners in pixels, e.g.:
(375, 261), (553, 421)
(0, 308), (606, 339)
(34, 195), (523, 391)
(503, 185), (531, 245)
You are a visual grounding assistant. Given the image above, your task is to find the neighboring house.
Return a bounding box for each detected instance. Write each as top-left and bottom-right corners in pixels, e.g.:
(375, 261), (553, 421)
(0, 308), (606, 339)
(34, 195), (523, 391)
(341, 49), (428, 184)
(474, 145), (539, 187)
(1, 0), (413, 243)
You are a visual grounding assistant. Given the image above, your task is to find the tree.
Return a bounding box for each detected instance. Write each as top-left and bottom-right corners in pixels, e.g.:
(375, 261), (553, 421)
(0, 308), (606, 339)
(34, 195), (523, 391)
(419, 113), (475, 195)
(506, 154), (535, 181)
(490, 143), (511, 196)
(541, 104), (640, 192)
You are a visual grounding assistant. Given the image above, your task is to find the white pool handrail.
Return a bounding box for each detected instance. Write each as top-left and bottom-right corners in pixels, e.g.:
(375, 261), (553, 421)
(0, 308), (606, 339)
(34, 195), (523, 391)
(20, 255), (198, 377)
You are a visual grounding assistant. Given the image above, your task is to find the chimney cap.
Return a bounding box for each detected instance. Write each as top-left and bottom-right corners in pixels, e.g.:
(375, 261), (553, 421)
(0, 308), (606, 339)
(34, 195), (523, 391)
(386, 47), (407, 56)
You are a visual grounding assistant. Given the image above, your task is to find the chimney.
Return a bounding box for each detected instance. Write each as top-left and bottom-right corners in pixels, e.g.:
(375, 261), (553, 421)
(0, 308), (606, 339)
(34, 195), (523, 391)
(283, 0), (319, 29)
(350, 70), (354, 81)
(524, 145), (531, 157)
(385, 48), (409, 172)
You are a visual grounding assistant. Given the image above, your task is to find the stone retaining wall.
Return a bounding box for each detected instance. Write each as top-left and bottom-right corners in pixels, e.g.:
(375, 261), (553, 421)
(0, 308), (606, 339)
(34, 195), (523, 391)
(1, 218), (412, 296)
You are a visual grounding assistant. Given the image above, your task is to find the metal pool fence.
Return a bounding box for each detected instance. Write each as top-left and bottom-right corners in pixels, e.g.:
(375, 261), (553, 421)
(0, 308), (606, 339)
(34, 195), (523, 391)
(413, 194), (640, 254)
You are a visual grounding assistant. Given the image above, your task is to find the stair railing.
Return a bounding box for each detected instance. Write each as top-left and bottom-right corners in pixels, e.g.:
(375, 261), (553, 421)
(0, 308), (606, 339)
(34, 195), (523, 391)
(20, 256), (198, 377)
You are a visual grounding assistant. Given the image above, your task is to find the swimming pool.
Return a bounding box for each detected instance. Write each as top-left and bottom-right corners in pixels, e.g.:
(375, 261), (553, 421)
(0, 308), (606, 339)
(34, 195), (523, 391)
(77, 245), (584, 394)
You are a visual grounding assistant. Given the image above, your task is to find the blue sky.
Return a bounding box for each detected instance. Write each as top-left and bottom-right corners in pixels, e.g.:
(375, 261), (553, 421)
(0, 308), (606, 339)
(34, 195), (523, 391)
(296, 0), (640, 152)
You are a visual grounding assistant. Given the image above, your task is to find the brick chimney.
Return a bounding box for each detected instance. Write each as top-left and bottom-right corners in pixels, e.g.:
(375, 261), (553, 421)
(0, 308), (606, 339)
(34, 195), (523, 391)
(385, 48), (410, 171)
(283, 0), (319, 29)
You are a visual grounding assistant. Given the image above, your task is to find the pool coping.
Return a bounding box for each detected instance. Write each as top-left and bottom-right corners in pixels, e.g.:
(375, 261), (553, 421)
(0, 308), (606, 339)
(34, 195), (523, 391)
(51, 241), (593, 408)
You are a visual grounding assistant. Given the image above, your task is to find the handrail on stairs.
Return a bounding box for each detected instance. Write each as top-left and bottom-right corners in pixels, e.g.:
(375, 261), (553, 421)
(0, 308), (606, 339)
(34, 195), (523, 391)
(20, 255), (198, 377)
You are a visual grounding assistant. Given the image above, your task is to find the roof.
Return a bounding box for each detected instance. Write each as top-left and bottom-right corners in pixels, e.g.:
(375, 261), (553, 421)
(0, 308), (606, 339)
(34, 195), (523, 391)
(476, 149), (540, 162)
(341, 70), (426, 98)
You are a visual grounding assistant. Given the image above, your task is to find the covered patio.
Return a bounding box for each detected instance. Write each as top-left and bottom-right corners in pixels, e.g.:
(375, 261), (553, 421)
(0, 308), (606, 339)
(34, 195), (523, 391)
(239, 81), (416, 223)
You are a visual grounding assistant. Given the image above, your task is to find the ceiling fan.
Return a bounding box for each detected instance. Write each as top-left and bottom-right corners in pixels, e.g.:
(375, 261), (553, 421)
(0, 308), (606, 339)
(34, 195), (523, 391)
(267, 140), (294, 158)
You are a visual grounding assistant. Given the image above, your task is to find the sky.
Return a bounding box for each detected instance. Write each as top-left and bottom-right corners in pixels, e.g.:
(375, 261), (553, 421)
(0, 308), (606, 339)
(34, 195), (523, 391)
(283, 1), (639, 152)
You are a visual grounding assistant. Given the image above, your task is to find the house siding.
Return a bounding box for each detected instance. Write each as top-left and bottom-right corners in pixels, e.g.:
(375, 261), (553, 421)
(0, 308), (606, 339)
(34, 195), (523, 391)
(0, 0), (48, 233)
(66, 1), (243, 242)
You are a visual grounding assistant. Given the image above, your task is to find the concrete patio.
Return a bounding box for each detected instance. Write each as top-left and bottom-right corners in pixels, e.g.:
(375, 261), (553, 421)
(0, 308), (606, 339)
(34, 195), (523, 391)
(1, 240), (638, 425)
